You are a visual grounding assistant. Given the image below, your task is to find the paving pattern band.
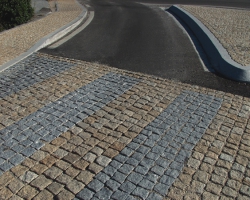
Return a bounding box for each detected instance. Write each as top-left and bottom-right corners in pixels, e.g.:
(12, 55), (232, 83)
(0, 53), (75, 99)
(75, 91), (222, 200)
(0, 72), (139, 174)
(0, 53), (225, 199)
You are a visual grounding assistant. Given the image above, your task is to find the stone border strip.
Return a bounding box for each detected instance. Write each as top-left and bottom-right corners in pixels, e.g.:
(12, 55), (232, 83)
(75, 91), (222, 200)
(168, 5), (250, 82)
(0, 61), (107, 130)
(0, 0), (88, 73)
(0, 73), (139, 174)
(0, 53), (249, 199)
(166, 89), (250, 200)
(0, 53), (75, 99)
(0, 62), (106, 130)
(0, 77), (177, 199)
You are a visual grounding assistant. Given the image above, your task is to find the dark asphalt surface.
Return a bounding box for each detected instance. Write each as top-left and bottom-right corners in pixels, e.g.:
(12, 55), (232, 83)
(40, 0), (250, 97)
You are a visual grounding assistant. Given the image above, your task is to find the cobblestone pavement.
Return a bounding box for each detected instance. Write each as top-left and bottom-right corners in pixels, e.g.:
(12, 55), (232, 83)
(0, 0), (82, 66)
(0, 52), (249, 200)
(180, 5), (250, 66)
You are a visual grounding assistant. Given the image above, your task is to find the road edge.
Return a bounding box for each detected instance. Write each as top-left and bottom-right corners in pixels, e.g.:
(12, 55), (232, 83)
(168, 5), (250, 82)
(0, 0), (88, 72)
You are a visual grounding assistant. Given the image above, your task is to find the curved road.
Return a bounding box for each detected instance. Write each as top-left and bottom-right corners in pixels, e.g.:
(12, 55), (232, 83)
(41, 0), (250, 97)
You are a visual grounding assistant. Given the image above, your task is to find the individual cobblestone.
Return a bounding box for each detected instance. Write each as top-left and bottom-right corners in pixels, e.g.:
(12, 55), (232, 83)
(180, 5), (250, 66)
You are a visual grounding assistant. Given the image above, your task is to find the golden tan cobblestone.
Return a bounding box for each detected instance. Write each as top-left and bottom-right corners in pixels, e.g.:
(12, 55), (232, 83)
(30, 175), (52, 190)
(47, 182), (64, 195)
(55, 189), (75, 200)
(17, 185), (39, 199)
(0, 172), (14, 188)
(0, 187), (13, 199)
(87, 163), (103, 174)
(33, 189), (54, 200)
(65, 167), (81, 178)
(7, 178), (24, 194)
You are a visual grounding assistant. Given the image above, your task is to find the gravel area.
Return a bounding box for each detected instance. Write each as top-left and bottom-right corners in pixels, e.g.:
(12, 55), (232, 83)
(180, 5), (250, 66)
(0, 0), (82, 66)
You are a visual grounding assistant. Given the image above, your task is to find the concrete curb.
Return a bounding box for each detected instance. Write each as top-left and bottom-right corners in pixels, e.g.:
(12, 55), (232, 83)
(0, 0), (88, 72)
(168, 5), (250, 82)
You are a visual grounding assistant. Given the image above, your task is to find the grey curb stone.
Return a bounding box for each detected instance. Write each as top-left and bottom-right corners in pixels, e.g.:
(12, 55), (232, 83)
(94, 187), (113, 199)
(76, 188), (94, 200)
(168, 5), (250, 82)
(132, 187), (149, 199)
(120, 181), (136, 193)
(88, 179), (104, 192)
(125, 196), (137, 200)
(106, 179), (120, 191)
(95, 172), (110, 183)
(111, 190), (128, 200)
(147, 192), (163, 200)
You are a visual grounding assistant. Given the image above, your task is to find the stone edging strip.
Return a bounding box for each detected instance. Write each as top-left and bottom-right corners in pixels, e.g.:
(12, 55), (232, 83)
(168, 5), (250, 83)
(0, 0), (88, 73)
(0, 72), (139, 174)
(75, 91), (223, 200)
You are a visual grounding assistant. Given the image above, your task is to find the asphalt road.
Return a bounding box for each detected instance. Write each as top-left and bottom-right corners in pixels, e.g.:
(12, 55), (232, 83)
(41, 0), (250, 97)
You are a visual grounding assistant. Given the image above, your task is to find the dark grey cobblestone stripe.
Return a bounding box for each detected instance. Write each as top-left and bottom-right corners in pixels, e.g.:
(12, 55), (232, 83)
(75, 91), (223, 200)
(0, 73), (139, 174)
(0, 53), (75, 99)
